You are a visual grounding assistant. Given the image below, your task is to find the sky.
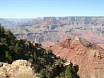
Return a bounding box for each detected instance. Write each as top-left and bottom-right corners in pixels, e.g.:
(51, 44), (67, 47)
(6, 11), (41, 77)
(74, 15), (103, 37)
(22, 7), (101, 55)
(0, 0), (104, 18)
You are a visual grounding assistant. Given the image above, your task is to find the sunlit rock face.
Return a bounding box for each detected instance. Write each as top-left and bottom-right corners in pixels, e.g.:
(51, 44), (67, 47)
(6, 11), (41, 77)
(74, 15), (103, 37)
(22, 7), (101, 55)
(47, 38), (104, 78)
(0, 60), (38, 78)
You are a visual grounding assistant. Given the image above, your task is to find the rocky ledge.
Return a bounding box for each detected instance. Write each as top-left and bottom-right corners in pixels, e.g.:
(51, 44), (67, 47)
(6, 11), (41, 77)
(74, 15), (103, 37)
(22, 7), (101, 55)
(0, 60), (39, 78)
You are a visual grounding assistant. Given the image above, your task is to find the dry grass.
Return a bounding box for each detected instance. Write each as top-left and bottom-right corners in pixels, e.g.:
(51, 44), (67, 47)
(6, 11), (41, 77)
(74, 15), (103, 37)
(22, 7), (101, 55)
(13, 67), (39, 78)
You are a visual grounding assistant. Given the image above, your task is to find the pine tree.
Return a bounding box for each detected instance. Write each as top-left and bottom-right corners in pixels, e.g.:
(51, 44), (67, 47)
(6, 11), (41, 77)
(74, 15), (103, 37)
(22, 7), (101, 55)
(0, 24), (5, 37)
(34, 52), (37, 61)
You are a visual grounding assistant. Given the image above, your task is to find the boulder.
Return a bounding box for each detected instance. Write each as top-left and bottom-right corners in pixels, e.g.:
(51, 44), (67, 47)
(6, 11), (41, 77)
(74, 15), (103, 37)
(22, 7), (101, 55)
(0, 60), (38, 78)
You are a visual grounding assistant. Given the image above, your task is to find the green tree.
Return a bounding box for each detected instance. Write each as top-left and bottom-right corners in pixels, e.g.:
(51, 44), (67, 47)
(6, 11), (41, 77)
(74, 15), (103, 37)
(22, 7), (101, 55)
(47, 49), (53, 55)
(65, 66), (79, 78)
(59, 72), (65, 77)
(40, 69), (46, 78)
(6, 29), (13, 38)
(0, 38), (7, 43)
(14, 43), (22, 59)
(0, 24), (5, 37)
(5, 51), (12, 63)
(46, 72), (51, 78)
(65, 66), (73, 78)
(33, 52), (37, 61)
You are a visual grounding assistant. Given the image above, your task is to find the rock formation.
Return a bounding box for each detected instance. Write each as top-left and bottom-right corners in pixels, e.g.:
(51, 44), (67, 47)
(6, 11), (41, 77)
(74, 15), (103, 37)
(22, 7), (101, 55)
(2, 17), (104, 49)
(0, 60), (39, 78)
(47, 37), (104, 78)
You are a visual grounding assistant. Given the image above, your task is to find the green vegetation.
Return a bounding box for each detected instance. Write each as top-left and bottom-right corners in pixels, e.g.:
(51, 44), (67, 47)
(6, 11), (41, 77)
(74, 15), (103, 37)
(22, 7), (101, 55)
(0, 24), (80, 78)
(56, 66), (79, 78)
(47, 49), (53, 55)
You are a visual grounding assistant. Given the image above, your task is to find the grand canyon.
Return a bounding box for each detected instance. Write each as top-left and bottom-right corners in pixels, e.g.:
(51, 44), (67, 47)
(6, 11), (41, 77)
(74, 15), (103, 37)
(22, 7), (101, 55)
(1, 17), (104, 78)
(1, 17), (104, 48)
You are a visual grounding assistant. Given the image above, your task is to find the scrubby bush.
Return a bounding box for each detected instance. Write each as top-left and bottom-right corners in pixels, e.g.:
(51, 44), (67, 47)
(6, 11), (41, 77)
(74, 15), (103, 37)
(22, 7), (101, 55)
(56, 66), (79, 78)
(47, 49), (53, 55)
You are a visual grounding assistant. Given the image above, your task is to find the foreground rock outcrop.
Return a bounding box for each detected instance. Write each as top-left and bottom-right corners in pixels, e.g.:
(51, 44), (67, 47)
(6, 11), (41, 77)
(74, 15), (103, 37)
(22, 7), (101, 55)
(47, 37), (104, 78)
(0, 60), (39, 78)
(0, 59), (79, 78)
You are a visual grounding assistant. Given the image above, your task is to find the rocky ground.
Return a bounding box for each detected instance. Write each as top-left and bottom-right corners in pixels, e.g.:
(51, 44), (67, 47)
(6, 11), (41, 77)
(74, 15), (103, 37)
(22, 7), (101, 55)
(0, 60), (39, 78)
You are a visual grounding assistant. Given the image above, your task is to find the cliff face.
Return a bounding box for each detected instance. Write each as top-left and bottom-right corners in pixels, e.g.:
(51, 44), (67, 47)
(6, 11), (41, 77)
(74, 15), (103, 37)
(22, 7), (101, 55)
(1, 17), (104, 49)
(17, 17), (104, 27)
(47, 37), (104, 78)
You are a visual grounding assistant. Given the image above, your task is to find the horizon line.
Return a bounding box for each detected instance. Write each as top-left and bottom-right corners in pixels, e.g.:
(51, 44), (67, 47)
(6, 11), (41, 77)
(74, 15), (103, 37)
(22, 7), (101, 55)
(1, 16), (104, 19)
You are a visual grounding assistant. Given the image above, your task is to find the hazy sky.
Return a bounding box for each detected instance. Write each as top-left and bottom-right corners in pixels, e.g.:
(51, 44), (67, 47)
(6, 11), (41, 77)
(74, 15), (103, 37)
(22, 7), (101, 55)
(0, 0), (104, 18)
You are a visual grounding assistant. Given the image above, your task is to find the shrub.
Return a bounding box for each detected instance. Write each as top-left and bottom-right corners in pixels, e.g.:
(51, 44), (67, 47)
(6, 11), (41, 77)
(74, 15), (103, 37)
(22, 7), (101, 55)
(47, 49), (53, 55)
